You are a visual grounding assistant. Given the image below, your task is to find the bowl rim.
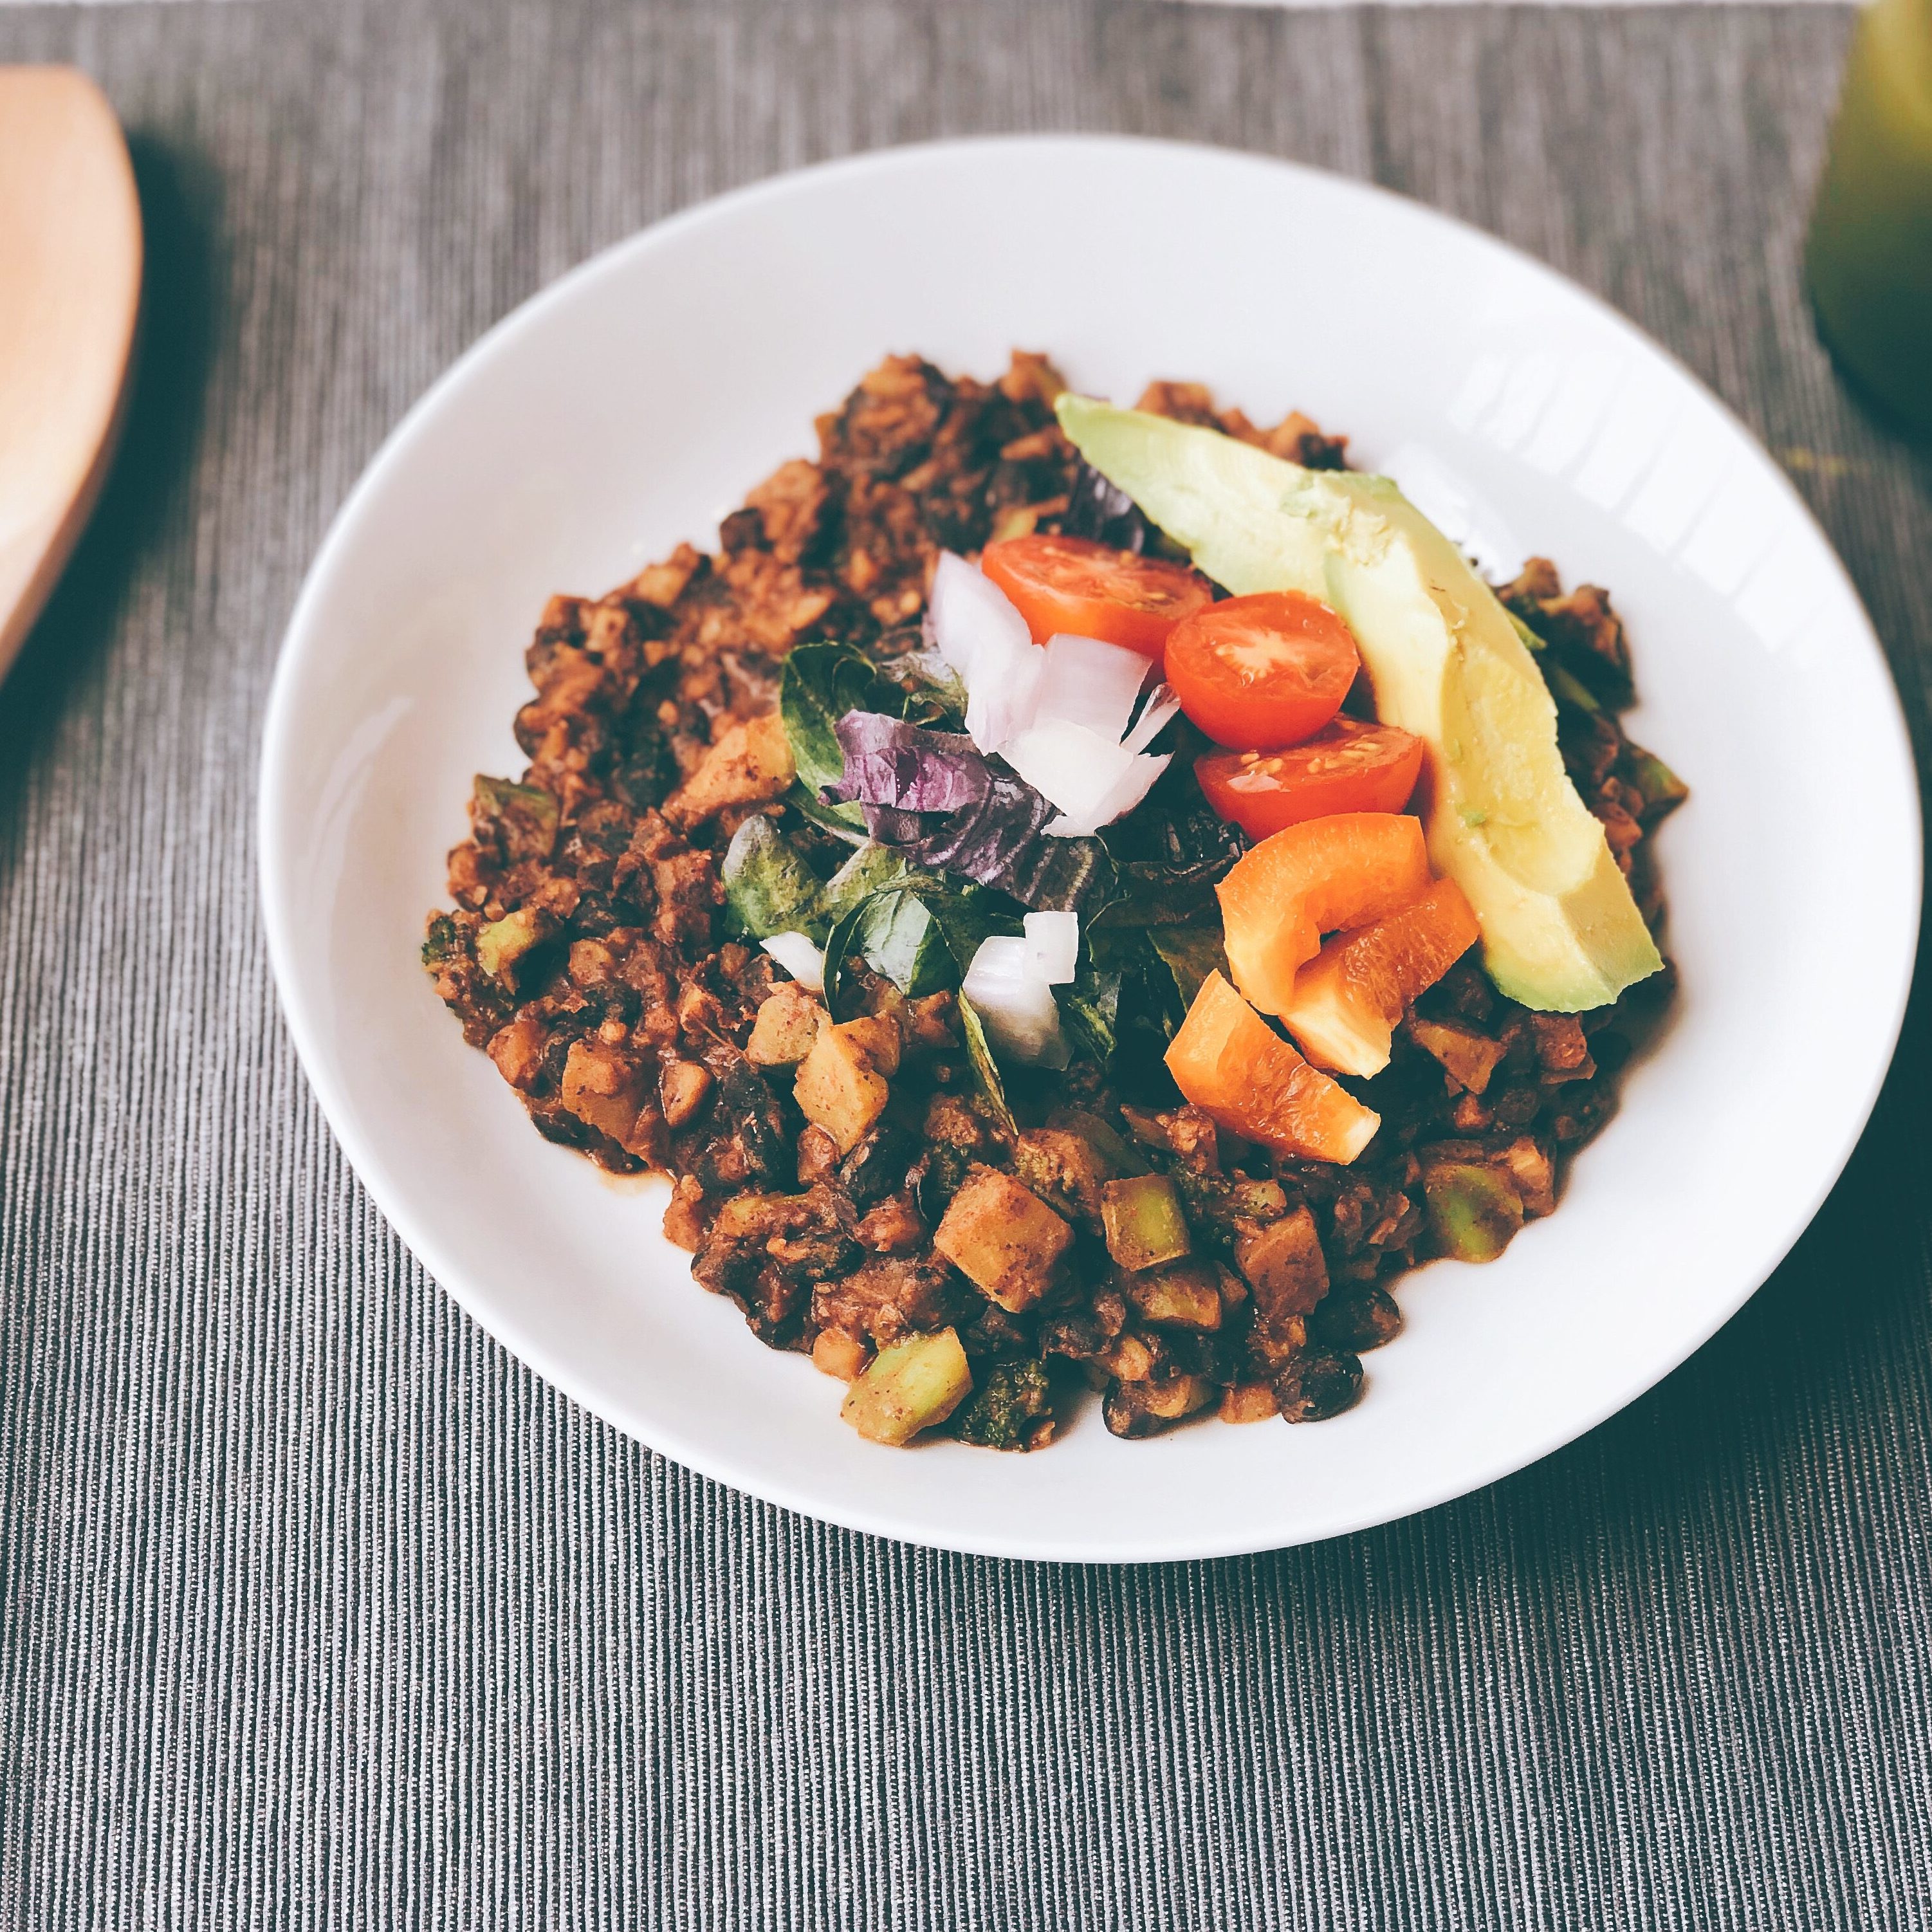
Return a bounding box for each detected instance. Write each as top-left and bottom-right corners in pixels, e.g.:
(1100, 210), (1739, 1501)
(258, 132), (1922, 1562)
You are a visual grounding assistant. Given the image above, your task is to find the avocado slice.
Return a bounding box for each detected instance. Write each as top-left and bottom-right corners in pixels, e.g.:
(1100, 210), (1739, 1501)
(1056, 396), (1662, 1012)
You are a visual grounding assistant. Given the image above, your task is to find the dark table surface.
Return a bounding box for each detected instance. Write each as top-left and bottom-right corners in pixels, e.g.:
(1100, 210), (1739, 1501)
(3, 1), (1929, 1926)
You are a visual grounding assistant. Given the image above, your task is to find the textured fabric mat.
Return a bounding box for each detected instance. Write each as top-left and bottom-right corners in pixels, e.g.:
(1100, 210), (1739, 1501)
(3, 1), (1930, 1925)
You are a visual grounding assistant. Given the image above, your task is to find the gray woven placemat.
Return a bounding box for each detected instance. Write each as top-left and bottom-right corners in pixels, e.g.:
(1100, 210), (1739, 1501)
(3, 1), (1929, 1925)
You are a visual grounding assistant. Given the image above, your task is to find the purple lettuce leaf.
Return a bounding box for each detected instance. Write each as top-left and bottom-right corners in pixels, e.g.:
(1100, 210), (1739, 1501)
(823, 711), (991, 815)
(821, 709), (1117, 911)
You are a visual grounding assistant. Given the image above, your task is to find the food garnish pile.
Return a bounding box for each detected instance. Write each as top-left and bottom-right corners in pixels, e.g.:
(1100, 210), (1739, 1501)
(425, 355), (1685, 1451)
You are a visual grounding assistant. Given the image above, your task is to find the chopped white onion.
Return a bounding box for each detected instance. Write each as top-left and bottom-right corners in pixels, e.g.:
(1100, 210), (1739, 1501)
(1044, 751), (1172, 838)
(1022, 910), (1080, 985)
(1001, 719), (1128, 823)
(1002, 720), (1172, 840)
(925, 553), (1180, 837)
(1033, 632), (1150, 744)
(961, 934), (1070, 1069)
(760, 932), (825, 993)
(927, 553), (1042, 752)
(1123, 685), (1182, 755)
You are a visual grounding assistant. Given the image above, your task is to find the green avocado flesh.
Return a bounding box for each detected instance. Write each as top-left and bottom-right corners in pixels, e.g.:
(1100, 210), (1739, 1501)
(1056, 394), (1662, 1012)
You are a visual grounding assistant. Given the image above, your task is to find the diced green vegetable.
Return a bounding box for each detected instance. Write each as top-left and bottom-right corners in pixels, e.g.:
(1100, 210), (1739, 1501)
(1623, 744), (1689, 822)
(956, 1360), (1054, 1450)
(1125, 1259), (1224, 1329)
(1422, 1161), (1525, 1262)
(1100, 1173), (1192, 1273)
(421, 913), (465, 969)
(840, 1329), (973, 1446)
(1011, 1130), (1111, 1226)
(475, 906), (555, 988)
(473, 775), (559, 861)
(1045, 1107), (1152, 1177)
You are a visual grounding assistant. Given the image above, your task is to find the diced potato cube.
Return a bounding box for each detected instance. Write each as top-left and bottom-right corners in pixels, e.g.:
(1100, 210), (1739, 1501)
(486, 1015), (547, 1090)
(747, 982), (822, 1067)
(793, 1014), (893, 1154)
(667, 712), (796, 825)
(1045, 1107), (1150, 1177)
(658, 1058), (713, 1130)
(812, 1330), (871, 1383)
(1125, 1259), (1223, 1330)
(837, 1013), (901, 1076)
(1408, 1016), (1506, 1096)
(559, 1038), (652, 1148)
(932, 1166), (1072, 1313)
(1498, 1136), (1556, 1218)
(1096, 1333), (1159, 1383)
(1235, 1206), (1330, 1323)
(1219, 1383), (1280, 1424)
(475, 905), (555, 988)
(840, 1328), (972, 1445)
(1099, 1173), (1192, 1273)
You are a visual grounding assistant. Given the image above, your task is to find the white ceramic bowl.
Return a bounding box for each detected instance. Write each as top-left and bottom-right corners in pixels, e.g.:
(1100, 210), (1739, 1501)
(259, 136), (1919, 1562)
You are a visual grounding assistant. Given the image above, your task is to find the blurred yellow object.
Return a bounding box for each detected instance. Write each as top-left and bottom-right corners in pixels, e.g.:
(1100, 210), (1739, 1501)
(0, 68), (142, 685)
(1805, 0), (1932, 439)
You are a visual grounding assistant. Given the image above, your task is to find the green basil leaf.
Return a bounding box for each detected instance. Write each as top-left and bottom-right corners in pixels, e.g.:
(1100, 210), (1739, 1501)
(1146, 922), (1228, 1009)
(721, 815), (828, 943)
(818, 842), (935, 925)
(917, 885), (1025, 978)
(779, 643), (906, 824)
(784, 784), (872, 845)
(955, 991), (1017, 1137)
(822, 887), (956, 1021)
(1055, 966), (1124, 1065)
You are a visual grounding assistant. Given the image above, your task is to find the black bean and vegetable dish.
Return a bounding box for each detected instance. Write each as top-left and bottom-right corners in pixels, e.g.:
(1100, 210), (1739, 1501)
(423, 353), (1685, 1451)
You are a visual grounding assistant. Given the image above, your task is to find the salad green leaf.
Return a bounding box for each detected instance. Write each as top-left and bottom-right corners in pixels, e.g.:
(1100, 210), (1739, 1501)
(721, 815), (828, 943)
(1090, 756), (1244, 927)
(955, 992), (1017, 1136)
(822, 888), (956, 1022)
(820, 874), (1026, 1022)
(780, 643), (906, 825)
(1147, 922), (1229, 1009)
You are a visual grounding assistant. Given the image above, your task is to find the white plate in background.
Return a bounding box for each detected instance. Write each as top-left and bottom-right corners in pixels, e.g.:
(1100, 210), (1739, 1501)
(259, 137), (1918, 1562)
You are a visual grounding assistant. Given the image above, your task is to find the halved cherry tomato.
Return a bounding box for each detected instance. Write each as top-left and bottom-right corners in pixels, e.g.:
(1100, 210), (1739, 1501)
(979, 533), (1211, 661)
(1163, 591), (1360, 750)
(1195, 717), (1425, 838)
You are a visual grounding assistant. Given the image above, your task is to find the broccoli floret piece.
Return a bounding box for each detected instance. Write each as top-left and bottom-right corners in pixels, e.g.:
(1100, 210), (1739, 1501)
(956, 1360), (1055, 1451)
(421, 913), (465, 970)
